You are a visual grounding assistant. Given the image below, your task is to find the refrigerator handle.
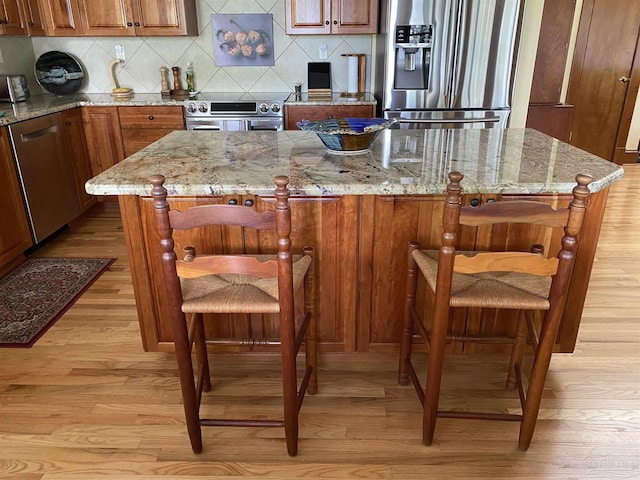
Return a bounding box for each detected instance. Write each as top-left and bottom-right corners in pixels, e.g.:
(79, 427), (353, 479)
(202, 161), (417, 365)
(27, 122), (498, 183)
(393, 117), (500, 124)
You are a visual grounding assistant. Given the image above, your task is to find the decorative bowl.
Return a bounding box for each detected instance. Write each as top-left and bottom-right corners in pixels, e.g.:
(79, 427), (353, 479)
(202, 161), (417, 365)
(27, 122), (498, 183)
(296, 117), (395, 154)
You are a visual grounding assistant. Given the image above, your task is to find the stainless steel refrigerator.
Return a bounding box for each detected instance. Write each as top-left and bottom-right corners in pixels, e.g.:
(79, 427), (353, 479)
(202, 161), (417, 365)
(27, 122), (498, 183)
(375, 0), (523, 129)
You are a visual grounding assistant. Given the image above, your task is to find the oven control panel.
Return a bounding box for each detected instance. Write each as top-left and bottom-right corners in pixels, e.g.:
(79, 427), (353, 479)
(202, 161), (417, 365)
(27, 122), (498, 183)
(184, 100), (283, 117)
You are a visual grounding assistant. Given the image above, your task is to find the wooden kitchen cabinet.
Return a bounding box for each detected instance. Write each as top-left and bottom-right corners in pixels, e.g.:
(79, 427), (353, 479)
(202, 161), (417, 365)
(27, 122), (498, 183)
(82, 106), (125, 177)
(62, 108), (95, 213)
(118, 106), (185, 157)
(21, 0), (45, 35)
(285, 0), (378, 35)
(0, 0), (27, 35)
(285, 104), (375, 130)
(76, 0), (197, 36)
(40, 0), (83, 36)
(0, 127), (32, 271)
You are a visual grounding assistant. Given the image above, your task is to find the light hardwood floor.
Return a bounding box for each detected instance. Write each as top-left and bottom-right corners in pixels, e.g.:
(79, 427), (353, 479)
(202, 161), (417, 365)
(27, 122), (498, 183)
(1, 166), (638, 479)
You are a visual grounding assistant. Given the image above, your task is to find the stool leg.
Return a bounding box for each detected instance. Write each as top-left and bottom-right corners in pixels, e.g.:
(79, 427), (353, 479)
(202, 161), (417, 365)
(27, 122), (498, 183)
(193, 313), (211, 392)
(304, 247), (317, 395)
(519, 307), (561, 450)
(173, 312), (203, 454)
(399, 242), (419, 385)
(280, 308), (299, 456)
(507, 310), (528, 390)
(422, 300), (448, 446)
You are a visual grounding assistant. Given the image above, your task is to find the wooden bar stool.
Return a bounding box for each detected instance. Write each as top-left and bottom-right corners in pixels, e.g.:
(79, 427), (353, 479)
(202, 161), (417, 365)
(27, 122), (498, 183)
(399, 171), (592, 450)
(150, 174), (317, 456)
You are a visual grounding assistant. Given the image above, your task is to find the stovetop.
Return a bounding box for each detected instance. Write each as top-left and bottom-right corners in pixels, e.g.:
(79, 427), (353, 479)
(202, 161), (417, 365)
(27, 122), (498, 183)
(184, 92), (290, 117)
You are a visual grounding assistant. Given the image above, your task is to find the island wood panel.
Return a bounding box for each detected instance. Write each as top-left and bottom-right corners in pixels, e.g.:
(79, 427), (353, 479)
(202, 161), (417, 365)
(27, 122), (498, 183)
(119, 184), (609, 353)
(119, 193), (359, 352)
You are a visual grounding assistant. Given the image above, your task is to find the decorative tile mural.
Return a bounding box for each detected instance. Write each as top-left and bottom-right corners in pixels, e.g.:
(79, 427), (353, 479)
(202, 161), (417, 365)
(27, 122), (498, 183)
(212, 13), (274, 67)
(26, 0), (373, 95)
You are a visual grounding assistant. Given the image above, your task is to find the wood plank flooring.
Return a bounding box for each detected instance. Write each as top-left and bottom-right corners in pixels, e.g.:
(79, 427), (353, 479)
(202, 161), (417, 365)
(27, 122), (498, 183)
(1, 166), (639, 479)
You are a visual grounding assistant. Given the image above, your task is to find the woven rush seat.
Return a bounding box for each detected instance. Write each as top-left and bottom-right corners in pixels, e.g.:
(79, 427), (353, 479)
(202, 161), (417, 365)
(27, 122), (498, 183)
(181, 255), (311, 314)
(412, 250), (551, 310)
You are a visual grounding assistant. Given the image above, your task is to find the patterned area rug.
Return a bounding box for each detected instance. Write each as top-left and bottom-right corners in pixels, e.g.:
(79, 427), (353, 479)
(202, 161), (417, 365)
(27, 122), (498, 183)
(0, 258), (115, 348)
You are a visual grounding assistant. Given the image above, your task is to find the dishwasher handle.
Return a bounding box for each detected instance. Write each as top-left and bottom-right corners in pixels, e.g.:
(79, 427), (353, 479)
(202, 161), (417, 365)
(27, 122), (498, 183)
(20, 125), (59, 143)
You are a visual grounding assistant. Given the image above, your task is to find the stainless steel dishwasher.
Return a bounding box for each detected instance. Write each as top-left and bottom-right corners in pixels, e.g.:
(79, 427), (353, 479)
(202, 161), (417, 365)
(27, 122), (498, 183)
(8, 113), (81, 244)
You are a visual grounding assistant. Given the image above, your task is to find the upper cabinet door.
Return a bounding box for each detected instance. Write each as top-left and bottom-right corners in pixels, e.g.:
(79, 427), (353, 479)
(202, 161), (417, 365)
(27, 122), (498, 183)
(285, 0), (377, 35)
(0, 0), (28, 35)
(131, 0), (197, 36)
(22, 0), (46, 35)
(77, 0), (135, 36)
(41, 0), (83, 36)
(330, 0), (378, 34)
(285, 0), (331, 34)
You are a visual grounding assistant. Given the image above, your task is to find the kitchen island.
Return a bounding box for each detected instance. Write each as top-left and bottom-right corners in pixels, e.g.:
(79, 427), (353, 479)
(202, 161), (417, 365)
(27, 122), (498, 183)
(86, 128), (623, 353)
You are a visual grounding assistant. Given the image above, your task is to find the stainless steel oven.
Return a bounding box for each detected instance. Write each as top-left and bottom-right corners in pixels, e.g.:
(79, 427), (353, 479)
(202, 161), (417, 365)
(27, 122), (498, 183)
(184, 93), (286, 131)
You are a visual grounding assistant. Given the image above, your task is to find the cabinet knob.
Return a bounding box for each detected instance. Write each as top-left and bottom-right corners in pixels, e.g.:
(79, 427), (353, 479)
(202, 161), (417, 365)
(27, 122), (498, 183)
(244, 199), (254, 207)
(228, 199), (238, 205)
(333, 20), (338, 25)
(148, 115), (154, 120)
(65, 121), (71, 126)
(470, 198), (480, 207)
(28, 21), (34, 26)
(325, 20), (330, 25)
(127, 22), (133, 26)
(134, 22), (140, 27)
(619, 76), (630, 83)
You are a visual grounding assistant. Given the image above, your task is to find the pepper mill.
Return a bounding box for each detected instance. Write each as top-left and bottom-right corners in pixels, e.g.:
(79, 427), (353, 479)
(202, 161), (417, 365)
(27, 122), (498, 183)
(171, 66), (188, 97)
(160, 66), (170, 97)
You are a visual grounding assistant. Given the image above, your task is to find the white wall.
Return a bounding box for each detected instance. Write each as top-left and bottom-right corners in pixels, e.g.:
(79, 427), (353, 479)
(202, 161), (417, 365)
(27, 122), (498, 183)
(627, 87), (640, 151)
(0, 37), (39, 94)
(510, 0), (544, 128)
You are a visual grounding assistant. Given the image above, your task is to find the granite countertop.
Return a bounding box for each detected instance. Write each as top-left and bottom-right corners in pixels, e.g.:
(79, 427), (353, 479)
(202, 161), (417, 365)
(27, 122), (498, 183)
(0, 92), (378, 126)
(85, 128), (624, 197)
(0, 93), (185, 126)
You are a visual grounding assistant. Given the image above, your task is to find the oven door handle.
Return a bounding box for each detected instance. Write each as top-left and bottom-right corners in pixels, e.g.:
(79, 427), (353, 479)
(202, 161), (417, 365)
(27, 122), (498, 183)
(189, 125), (221, 131)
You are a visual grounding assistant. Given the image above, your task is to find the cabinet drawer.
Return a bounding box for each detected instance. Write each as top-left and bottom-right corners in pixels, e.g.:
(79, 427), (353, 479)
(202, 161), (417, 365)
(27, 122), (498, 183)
(118, 106), (185, 129)
(285, 105), (375, 130)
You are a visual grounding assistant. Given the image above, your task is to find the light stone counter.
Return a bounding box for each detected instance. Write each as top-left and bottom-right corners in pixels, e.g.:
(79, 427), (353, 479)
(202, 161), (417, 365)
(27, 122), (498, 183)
(0, 93), (184, 126)
(85, 128), (623, 197)
(0, 92), (376, 126)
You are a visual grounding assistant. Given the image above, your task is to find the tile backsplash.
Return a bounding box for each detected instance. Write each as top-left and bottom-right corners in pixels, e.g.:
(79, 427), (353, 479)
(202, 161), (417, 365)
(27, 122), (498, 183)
(0, 37), (39, 94)
(24, 0), (373, 95)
